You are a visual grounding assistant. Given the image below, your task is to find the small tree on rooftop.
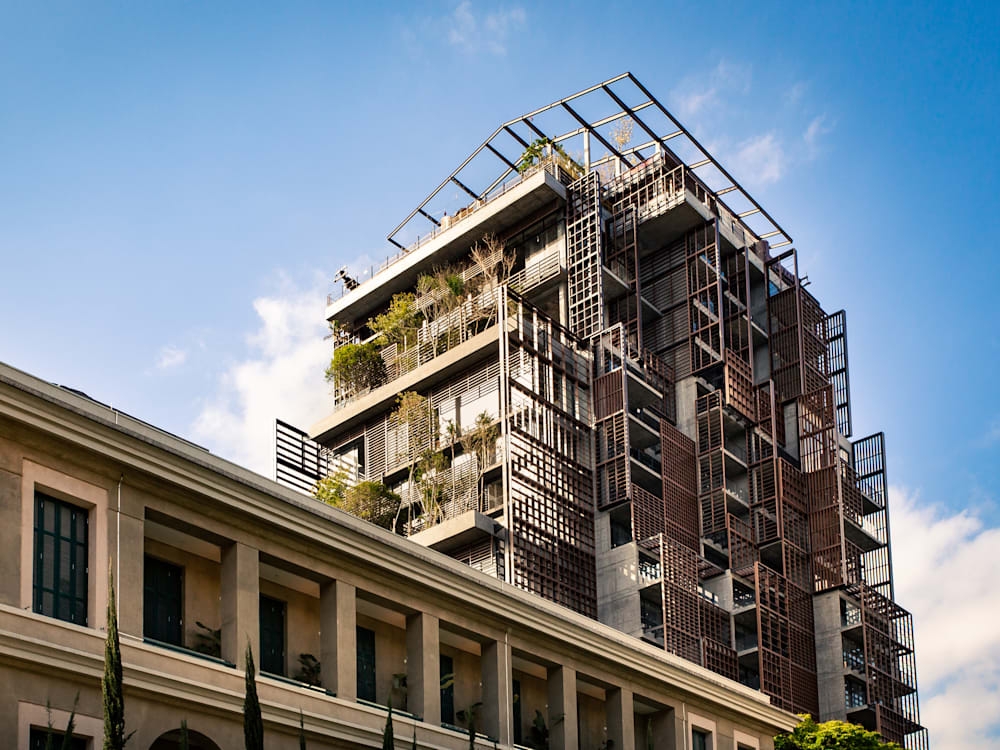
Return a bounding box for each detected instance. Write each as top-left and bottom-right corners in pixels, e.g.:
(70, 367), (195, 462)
(103, 563), (132, 750)
(775, 715), (902, 750)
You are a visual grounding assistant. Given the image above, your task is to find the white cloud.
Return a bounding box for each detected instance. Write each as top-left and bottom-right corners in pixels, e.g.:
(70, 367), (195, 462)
(803, 114), (834, 159)
(191, 276), (333, 477)
(731, 132), (787, 185)
(671, 59), (751, 118)
(446, 1), (526, 56)
(155, 345), (187, 370)
(891, 485), (1000, 749)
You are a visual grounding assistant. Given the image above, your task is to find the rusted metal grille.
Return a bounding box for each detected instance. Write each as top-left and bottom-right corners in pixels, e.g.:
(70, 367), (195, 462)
(687, 222), (724, 373)
(660, 419), (700, 551)
(724, 350), (756, 421)
(826, 310), (852, 437)
(566, 171), (605, 339)
(504, 291), (597, 618)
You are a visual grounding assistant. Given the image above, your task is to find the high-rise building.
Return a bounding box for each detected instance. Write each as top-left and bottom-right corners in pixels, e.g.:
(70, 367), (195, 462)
(279, 73), (926, 748)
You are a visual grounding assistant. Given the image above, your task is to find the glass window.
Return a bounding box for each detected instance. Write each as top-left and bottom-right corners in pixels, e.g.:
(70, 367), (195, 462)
(33, 492), (88, 626)
(357, 625), (376, 702)
(143, 556), (183, 646)
(259, 595), (286, 676)
(512, 678), (522, 744)
(693, 729), (711, 750)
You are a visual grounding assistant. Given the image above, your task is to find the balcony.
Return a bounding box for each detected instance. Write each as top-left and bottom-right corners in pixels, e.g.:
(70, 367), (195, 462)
(327, 162), (569, 325)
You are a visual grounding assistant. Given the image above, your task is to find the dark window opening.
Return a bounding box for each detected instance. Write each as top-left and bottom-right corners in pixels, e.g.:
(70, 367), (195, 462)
(259, 595), (286, 676)
(33, 492), (88, 626)
(30, 727), (88, 750)
(357, 625), (376, 702)
(512, 678), (522, 745)
(144, 556), (184, 646)
(693, 729), (711, 750)
(440, 653), (454, 725)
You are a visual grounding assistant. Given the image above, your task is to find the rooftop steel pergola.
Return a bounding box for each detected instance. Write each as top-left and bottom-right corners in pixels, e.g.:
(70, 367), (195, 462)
(387, 72), (794, 252)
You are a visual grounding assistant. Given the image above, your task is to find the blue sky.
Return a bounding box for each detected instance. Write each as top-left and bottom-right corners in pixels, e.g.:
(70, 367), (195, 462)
(1, 2), (998, 746)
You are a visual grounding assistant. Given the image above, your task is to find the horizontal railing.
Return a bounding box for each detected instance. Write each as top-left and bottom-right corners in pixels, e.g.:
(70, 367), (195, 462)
(328, 160), (568, 304)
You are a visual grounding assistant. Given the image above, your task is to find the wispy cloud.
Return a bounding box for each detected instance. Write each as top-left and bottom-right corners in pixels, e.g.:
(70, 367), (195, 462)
(731, 132), (787, 185)
(191, 275), (332, 476)
(803, 114), (834, 159)
(671, 59), (751, 118)
(155, 345), (187, 371)
(891, 485), (1000, 749)
(445, 1), (526, 56)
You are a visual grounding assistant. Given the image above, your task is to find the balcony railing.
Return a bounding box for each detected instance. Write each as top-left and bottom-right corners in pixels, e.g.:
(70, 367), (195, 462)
(328, 159), (570, 304)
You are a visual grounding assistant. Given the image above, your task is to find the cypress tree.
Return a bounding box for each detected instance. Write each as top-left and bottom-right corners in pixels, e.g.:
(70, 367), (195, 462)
(299, 709), (306, 750)
(103, 562), (127, 749)
(243, 642), (264, 750)
(381, 698), (394, 750)
(59, 693), (78, 750)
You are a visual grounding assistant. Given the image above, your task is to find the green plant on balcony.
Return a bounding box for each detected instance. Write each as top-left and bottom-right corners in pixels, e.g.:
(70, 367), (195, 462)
(325, 341), (386, 394)
(461, 412), (500, 502)
(314, 472), (401, 530)
(391, 391), (435, 531)
(516, 137), (584, 179)
(368, 292), (422, 348)
(415, 447), (449, 527)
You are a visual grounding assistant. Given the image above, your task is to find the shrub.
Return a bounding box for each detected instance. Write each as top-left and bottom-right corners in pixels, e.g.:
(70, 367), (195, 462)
(325, 342), (385, 393)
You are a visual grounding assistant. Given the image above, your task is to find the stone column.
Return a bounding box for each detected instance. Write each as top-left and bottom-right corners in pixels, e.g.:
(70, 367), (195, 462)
(320, 579), (356, 700)
(547, 665), (578, 750)
(406, 612), (441, 723)
(221, 541), (259, 670)
(481, 638), (513, 744)
(114, 510), (144, 637)
(606, 686), (636, 750)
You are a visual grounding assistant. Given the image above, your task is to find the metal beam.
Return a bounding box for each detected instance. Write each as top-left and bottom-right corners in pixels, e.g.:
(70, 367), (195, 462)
(486, 143), (519, 172)
(561, 101), (633, 168)
(418, 208), (440, 226)
(450, 176), (480, 201)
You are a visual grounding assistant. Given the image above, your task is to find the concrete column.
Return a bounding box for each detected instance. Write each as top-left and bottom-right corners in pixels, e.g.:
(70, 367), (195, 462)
(606, 687), (635, 750)
(547, 665), (578, 750)
(114, 511), (144, 637)
(221, 541), (259, 670)
(320, 579), (356, 700)
(406, 612), (440, 723)
(481, 638), (512, 744)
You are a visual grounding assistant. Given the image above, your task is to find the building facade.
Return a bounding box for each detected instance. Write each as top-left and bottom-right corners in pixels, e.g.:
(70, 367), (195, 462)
(282, 75), (926, 747)
(0, 361), (796, 749)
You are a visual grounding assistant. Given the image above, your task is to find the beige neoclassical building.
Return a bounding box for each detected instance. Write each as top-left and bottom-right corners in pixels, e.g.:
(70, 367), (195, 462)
(0, 360), (795, 749)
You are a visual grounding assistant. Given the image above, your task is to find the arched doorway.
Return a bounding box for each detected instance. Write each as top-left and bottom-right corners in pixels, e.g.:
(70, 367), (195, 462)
(149, 728), (221, 750)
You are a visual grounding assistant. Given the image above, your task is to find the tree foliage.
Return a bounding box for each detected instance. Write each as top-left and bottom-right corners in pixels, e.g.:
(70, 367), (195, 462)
(314, 474), (401, 529)
(103, 563), (130, 750)
(325, 342), (386, 393)
(243, 643), (264, 750)
(369, 292), (422, 347)
(775, 715), (902, 750)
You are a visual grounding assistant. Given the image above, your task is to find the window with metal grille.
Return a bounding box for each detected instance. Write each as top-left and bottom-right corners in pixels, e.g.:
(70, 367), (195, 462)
(440, 653), (454, 725)
(357, 625), (376, 702)
(33, 492), (88, 626)
(259, 595), (286, 676)
(144, 556), (183, 646)
(30, 727), (87, 750)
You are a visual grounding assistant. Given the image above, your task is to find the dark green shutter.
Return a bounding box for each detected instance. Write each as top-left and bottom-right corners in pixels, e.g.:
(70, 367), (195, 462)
(356, 625), (376, 702)
(143, 556), (184, 645)
(259, 595), (286, 676)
